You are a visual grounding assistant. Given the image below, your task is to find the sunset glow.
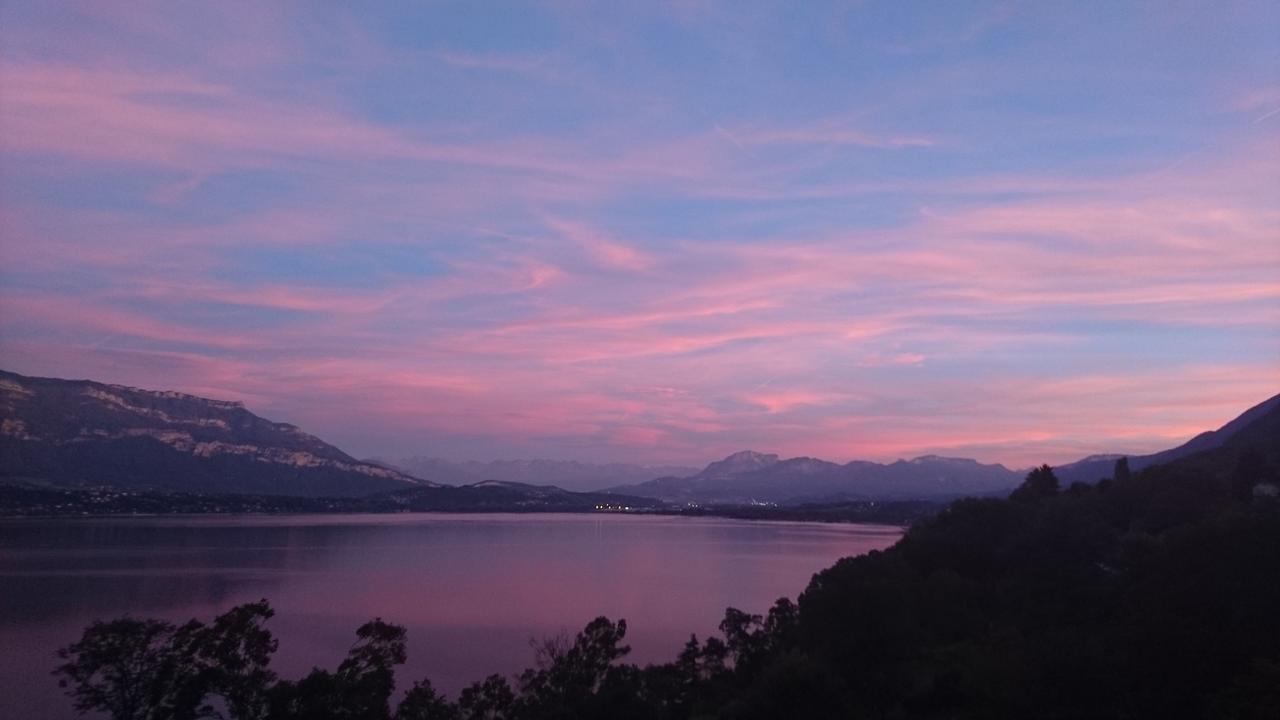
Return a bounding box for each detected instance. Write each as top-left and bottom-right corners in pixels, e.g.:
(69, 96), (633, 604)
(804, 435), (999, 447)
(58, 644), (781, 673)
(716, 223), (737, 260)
(1, 1), (1277, 467)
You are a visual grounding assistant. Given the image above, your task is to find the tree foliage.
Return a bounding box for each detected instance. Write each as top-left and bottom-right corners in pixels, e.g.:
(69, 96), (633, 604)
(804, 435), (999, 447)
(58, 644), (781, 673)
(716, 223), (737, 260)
(1009, 463), (1060, 502)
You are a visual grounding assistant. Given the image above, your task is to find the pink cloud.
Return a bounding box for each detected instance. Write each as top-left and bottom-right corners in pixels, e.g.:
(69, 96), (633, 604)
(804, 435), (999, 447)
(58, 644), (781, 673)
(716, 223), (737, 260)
(857, 352), (926, 368)
(1235, 85), (1280, 122)
(742, 390), (833, 414)
(1, 293), (268, 351)
(127, 280), (398, 314)
(542, 216), (653, 272)
(2, 10), (1276, 470)
(0, 62), (737, 192)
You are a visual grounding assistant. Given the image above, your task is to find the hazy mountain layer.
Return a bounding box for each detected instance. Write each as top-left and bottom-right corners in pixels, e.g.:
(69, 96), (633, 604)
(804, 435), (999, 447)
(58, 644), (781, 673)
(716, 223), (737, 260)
(389, 456), (700, 492)
(609, 450), (1023, 504)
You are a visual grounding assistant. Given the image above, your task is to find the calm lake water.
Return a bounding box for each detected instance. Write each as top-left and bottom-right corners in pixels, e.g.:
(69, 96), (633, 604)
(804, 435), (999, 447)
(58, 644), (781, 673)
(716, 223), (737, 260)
(0, 513), (902, 719)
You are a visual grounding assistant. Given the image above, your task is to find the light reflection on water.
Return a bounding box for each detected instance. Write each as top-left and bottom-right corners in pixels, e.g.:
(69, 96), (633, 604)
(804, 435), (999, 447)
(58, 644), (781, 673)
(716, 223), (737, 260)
(0, 513), (902, 719)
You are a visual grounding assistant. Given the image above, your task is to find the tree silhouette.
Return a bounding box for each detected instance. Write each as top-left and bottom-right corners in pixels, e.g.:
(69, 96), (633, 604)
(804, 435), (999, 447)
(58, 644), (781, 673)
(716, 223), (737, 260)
(1231, 448), (1265, 501)
(338, 619), (409, 719)
(55, 617), (197, 720)
(396, 679), (458, 720)
(267, 618), (407, 719)
(457, 675), (514, 720)
(55, 604), (276, 720)
(1114, 457), (1132, 483)
(1010, 464), (1059, 502)
(515, 616), (629, 716)
(194, 600), (277, 720)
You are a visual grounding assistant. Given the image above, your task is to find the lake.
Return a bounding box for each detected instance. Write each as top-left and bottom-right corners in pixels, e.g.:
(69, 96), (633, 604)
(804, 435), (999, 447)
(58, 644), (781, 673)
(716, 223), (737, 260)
(0, 513), (903, 719)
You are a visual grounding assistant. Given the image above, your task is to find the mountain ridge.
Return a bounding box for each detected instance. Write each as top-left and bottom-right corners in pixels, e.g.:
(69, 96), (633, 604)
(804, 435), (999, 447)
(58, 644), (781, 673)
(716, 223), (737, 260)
(608, 451), (1022, 504)
(5, 368), (1275, 505)
(1055, 393), (1280, 484)
(0, 369), (428, 497)
(606, 395), (1280, 504)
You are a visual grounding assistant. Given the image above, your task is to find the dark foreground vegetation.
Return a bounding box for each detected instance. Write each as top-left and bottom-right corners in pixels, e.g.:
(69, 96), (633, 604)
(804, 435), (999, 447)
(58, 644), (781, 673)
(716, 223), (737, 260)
(53, 406), (1280, 719)
(673, 499), (939, 525)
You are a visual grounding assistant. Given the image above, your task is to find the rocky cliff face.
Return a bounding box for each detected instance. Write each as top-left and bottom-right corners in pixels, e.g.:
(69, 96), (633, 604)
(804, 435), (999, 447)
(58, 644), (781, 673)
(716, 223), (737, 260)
(0, 370), (426, 497)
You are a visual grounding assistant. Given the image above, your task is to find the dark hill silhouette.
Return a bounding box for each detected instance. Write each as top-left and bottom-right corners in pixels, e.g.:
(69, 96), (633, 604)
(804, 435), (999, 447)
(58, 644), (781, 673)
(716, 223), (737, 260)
(1055, 392), (1280, 484)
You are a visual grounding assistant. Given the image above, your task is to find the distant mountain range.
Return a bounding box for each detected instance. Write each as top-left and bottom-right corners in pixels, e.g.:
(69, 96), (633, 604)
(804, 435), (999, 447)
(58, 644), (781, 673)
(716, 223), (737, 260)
(3, 368), (1275, 506)
(607, 394), (1280, 505)
(605, 451), (1023, 504)
(385, 457), (700, 493)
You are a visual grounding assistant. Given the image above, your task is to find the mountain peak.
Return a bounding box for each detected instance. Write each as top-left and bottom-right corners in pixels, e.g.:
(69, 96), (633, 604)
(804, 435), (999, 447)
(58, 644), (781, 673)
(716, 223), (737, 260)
(700, 451), (780, 478)
(909, 455), (980, 465)
(1074, 453), (1127, 464)
(725, 450), (777, 461)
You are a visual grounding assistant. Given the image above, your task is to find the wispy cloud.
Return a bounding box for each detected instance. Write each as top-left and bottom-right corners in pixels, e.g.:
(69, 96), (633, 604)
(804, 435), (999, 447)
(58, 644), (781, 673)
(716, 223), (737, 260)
(434, 51), (551, 74)
(2, 1), (1276, 465)
(726, 121), (938, 149)
(543, 216), (653, 272)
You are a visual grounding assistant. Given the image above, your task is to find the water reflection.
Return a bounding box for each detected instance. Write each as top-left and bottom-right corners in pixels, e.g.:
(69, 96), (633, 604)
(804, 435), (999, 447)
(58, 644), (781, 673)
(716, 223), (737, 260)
(0, 514), (902, 719)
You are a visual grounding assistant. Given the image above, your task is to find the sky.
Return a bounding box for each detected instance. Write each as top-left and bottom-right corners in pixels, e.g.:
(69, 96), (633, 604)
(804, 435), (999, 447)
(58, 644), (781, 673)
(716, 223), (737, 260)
(1, 1), (1277, 468)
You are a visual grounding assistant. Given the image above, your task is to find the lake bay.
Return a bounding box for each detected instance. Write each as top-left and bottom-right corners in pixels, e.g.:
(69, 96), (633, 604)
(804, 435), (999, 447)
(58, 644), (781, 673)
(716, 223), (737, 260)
(0, 514), (902, 719)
